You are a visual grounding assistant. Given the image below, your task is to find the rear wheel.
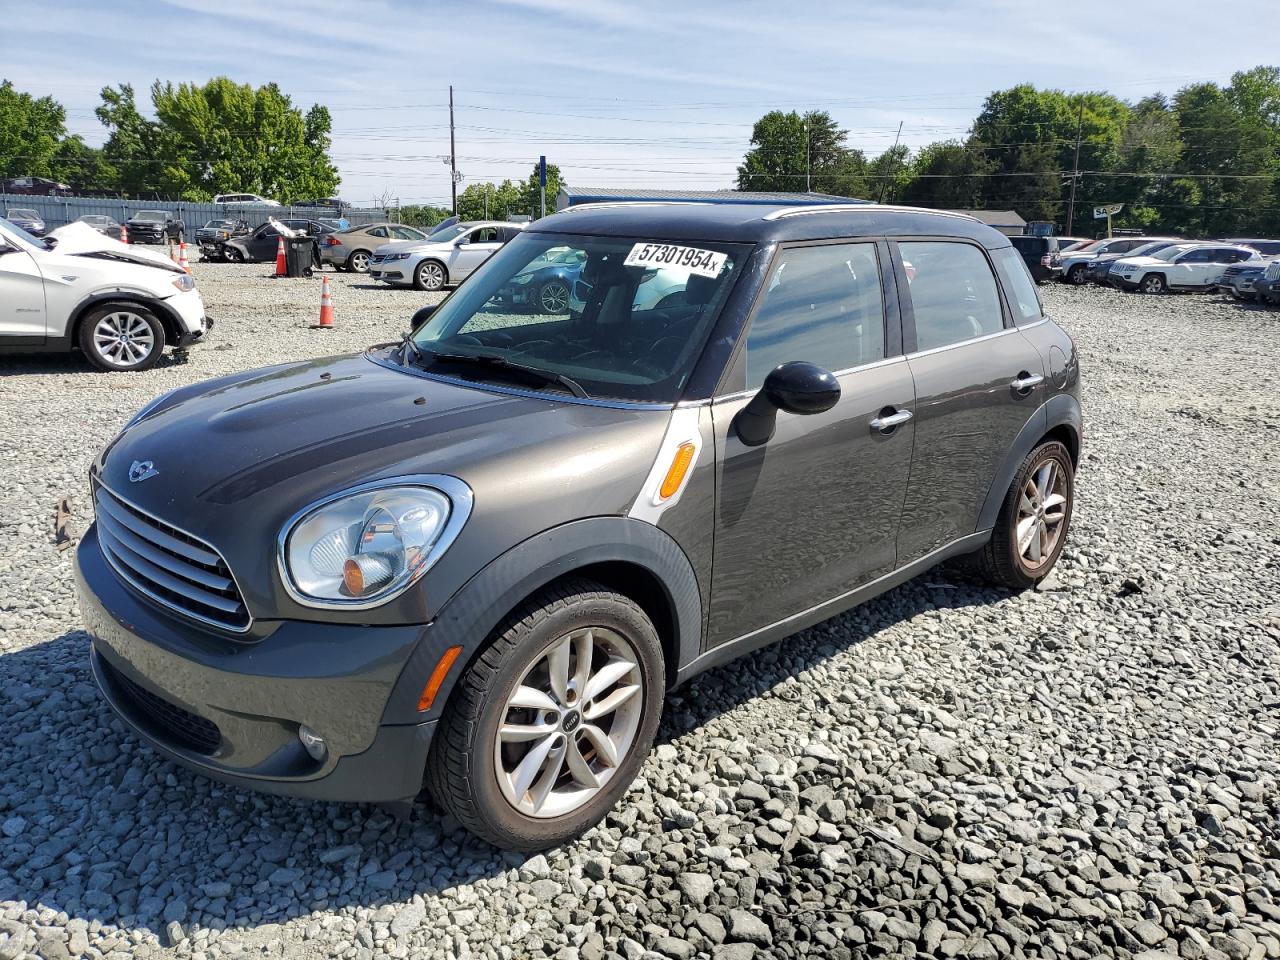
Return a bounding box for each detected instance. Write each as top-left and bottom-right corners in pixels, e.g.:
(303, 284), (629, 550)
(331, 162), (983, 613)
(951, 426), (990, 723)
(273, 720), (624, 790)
(346, 250), (371, 273)
(426, 579), (664, 851)
(969, 441), (1074, 590)
(537, 279), (570, 315)
(1140, 273), (1166, 294)
(1066, 264), (1087, 285)
(79, 304), (165, 372)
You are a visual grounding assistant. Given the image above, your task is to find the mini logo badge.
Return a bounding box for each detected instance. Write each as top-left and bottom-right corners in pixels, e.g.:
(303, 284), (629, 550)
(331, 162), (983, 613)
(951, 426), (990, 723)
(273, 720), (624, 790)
(128, 460), (158, 483)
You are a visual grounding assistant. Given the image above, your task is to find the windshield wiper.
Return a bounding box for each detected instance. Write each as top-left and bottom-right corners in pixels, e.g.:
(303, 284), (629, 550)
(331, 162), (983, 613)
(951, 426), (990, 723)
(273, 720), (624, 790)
(415, 349), (590, 399)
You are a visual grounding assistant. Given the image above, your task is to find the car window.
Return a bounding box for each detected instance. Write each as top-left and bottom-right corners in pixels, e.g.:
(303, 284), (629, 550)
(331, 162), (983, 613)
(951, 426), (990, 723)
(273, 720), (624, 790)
(467, 227), (500, 244)
(1179, 249), (1210, 263)
(745, 242), (885, 388)
(898, 241), (1004, 352)
(368, 226), (389, 238)
(992, 248), (1043, 324)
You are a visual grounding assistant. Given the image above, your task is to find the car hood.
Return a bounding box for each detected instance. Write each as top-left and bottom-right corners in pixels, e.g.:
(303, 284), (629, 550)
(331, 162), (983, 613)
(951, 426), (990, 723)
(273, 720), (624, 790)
(48, 222), (183, 272)
(95, 351), (670, 620)
(372, 239), (447, 257)
(1112, 255), (1171, 268)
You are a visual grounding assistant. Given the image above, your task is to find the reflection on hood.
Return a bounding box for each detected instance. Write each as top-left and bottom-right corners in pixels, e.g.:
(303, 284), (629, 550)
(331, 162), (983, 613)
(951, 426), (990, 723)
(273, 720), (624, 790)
(48, 222), (183, 272)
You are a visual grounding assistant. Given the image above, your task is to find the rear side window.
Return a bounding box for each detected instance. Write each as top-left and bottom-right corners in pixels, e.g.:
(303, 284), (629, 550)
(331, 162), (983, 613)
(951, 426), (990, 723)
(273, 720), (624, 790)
(898, 241), (1004, 351)
(745, 242), (885, 388)
(993, 247), (1044, 323)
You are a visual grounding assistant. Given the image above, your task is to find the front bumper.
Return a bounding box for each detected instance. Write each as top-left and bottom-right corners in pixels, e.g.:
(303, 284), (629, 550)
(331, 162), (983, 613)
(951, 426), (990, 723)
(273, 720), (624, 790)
(75, 528), (435, 803)
(1112, 274), (1142, 290)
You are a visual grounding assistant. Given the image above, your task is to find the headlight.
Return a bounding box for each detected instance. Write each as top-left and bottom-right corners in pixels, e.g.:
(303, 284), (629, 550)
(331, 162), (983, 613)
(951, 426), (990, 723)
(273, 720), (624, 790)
(172, 275), (195, 292)
(385, 252), (410, 261)
(279, 477), (472, 607)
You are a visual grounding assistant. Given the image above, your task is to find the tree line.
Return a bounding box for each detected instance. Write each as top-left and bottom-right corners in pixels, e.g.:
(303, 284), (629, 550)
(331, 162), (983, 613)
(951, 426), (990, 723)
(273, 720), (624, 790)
(0, 77), (339, 203)
(739, 66), (1280, 237)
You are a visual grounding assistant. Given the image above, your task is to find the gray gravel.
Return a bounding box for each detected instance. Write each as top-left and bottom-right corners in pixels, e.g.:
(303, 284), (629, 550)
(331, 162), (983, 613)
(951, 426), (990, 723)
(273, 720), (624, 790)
(1, 267), (1279, 960)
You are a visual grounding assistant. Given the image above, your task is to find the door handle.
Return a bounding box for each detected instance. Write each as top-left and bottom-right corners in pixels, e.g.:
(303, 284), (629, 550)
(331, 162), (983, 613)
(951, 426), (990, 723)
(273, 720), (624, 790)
(1011, 373), (1044, 392)
(870, 408), (913, 432)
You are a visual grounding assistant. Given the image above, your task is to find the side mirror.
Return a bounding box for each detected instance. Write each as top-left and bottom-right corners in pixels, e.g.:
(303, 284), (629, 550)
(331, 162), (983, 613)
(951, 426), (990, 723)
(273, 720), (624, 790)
(0, 244), (17, 257)
(734, 361), (840, 447)
(410, 304), (438, 328)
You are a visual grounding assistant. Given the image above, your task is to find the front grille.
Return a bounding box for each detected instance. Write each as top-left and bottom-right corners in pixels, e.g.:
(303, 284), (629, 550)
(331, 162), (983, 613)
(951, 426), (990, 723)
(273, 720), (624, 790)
(110, 663), (221, 754)
(93, 482), (250, 632)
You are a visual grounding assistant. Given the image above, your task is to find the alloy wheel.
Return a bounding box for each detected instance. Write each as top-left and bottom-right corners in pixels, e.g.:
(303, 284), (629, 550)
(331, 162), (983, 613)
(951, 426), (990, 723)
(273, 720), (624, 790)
(419, 261), (445, 290)
(93, 311), (156, 367)
(494, 626), (643, 818)
(1016, 459), (1068, 570)
(539, 281), (570, 314)
(1142, 275), (1165, 294)
(349, 251), (370, 272)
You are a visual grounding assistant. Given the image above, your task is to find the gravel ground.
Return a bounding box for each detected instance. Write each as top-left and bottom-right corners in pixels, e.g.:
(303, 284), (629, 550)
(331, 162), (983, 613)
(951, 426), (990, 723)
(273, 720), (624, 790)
(1, 265), (1278, 960)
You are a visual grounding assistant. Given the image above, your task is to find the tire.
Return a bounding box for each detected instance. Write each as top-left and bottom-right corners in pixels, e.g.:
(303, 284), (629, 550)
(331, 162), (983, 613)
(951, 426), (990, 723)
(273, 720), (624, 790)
(78, 304), (165, 372)
(426, 579), (665, 851)
(969, 440), (1074, 590)
(536, 279), (570, 315)
(346, 250), (371, 273)
(1139, 273), (1166, 294)
(227, 247), (245, 264)
(1066, 264), (1087, 285)
(413, 259), (447, 291)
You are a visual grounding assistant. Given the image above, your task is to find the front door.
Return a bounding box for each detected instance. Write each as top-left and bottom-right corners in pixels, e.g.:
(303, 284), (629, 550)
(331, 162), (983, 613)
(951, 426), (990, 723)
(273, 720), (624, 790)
(707, 240), (915, 647)
(893, 239), (1047, 562)
(0, 245), (46, 343)
(450, 226), (503, 280)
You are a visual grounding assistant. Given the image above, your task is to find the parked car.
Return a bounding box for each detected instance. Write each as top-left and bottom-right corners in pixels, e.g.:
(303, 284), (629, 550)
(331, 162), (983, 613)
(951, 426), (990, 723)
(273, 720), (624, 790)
(1214, 260), (1274, 300)
(298, 197), (347, 212)
(2, 176), (71, 196)
(1252, 259), (1280, 304)
(125, 210), (185, 244)
(368, 221), (525, 290)
(73, 201), (1080, 850)
(1008, 235), (1061, 283)
(321, 223), (429, 273)
(1055, 237), (1092, 253)
(0, 218), (209, 370)
(220, 218), (337, 263)
(76, 215), (124, 241)
(195, 219), (251, 261)
(214, 193), (281, 207)
(1110, 242), (1258, 293)
(6, 207), (46, 236)
(1217, 238), (1280, 257)
(1058, 236), (1154, 285)
(492, 244), (586, 313)
(1082, 238), (1183, 284)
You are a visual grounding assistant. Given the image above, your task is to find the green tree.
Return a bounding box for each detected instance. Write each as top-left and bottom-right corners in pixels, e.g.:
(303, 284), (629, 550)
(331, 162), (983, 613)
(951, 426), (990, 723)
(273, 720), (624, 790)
(736, 110), (866, 196)
(96, 84), (163, 196)
(900, 140), (995, 209)
(458, 179), (523, 221)
(52, 136), (115, 193)
(0, 79), (69, 179)
(519, 161), (564, 218)
(399, 204), (452, 229)
(867, 143), (911, 203)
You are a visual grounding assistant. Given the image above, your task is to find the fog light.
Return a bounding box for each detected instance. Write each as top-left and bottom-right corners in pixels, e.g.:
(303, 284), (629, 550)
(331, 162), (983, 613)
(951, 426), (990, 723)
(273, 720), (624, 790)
(298, 724), (327, 761)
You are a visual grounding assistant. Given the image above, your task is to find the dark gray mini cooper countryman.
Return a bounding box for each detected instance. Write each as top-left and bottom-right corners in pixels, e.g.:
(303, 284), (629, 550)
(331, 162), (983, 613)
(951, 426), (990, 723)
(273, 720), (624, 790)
(76, 201), (1081, 850)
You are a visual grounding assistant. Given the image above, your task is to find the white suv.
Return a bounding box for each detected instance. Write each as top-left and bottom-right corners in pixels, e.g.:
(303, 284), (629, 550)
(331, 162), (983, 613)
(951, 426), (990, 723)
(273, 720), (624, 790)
(1110, 242), (1259, 294)
(1058, 236), (1158, 285)
(0, 218), (210, 371)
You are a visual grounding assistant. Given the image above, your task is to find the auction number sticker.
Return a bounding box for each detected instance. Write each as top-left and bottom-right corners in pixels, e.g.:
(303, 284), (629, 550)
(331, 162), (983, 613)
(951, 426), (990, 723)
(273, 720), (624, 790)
(624, 242), (728, 278)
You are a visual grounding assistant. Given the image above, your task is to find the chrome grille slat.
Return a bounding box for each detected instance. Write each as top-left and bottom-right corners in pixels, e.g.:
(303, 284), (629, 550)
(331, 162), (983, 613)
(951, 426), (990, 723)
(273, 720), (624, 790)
(93, 482), (251, 632)
(94, 492), (220, 565)
(95, 510), (234, 591)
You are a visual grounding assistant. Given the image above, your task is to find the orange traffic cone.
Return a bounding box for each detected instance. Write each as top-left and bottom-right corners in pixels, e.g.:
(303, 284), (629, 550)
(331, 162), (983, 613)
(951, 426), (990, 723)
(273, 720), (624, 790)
(274, 236), (287, 277)
(179, 242), (191, 275)
(120, 223), (128, 245)
(314, 275), (335, 329)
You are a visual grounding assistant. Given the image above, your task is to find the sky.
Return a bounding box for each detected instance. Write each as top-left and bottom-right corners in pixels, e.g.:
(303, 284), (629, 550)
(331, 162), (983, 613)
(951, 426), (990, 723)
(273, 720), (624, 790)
(3, 0), (1275, 207)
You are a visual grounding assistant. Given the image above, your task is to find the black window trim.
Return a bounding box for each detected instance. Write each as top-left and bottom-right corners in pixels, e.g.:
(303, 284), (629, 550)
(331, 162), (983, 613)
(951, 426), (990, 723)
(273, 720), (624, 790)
(711, 236), (903, 399)
(891, 235), (1015, 356)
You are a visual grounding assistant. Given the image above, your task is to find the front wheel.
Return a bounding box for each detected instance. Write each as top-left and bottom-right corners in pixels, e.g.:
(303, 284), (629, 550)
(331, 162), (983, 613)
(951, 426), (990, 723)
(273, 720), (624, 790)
(536, 279), (570, 315)
(426, 580), (665, 851)
(1140, 273), (1166, 294)
(79, 304), (165, 372)
(1066, 264), (1087, 285)
(413, 259), (447, 291)
(969, 441), (1074, 590)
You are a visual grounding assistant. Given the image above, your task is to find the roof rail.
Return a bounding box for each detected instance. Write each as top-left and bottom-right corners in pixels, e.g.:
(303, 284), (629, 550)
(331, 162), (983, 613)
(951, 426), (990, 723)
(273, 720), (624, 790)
(762, 203), (981, 223)
(559, 201), (715, 213)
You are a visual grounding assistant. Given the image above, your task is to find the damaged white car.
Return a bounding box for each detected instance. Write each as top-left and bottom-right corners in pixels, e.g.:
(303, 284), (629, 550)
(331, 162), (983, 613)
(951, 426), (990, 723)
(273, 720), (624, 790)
(0, 219), (211, 371)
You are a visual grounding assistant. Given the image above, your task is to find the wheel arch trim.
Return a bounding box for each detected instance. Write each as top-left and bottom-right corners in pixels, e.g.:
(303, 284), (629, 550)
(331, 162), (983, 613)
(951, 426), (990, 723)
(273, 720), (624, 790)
(70, 291), (182, 346)
(976, 393), (1081, 531)
(381, 516), (702, 724)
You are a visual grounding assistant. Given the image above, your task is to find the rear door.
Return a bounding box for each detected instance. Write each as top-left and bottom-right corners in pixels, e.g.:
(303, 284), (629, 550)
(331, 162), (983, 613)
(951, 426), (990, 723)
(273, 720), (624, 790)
(893, 239), (1046, 562)
(707, 240), (915, 646)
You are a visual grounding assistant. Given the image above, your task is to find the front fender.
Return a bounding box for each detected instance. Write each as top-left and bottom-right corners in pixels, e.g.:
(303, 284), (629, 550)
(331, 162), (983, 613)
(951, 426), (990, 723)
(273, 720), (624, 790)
(976, 392), (1082, 531)
(381, 516), (702, 725)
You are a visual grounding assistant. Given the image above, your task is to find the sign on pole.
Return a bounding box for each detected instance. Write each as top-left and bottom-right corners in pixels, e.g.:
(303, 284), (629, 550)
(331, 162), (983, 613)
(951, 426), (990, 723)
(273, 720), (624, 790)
(539, 155), (547, 219)
(1093, 203), (1124, 237)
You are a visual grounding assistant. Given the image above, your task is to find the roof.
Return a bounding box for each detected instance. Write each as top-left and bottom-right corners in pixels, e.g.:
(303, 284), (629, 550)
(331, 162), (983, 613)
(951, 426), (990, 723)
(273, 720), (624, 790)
(558, 186), (863, 207)
(530, 201), (1011, 248)
(944, 209), (1027, 228)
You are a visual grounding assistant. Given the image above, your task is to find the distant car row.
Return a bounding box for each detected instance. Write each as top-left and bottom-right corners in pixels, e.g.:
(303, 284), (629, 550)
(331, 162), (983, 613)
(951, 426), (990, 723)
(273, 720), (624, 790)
(1049, 236), (1280, 293)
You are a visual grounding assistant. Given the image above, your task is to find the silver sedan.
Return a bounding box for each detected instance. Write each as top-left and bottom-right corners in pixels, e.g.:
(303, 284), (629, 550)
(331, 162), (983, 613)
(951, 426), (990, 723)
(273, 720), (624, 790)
(321, 223), (429, 273)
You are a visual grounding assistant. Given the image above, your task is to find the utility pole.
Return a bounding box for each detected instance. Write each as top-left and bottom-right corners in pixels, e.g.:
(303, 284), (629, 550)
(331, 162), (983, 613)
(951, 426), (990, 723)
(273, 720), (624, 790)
(484, 183), (489, 219)
(1065, 101), (1083, 235)
(449, 85), (458, 216)
(878, 121), (904, 204)
(804, 116), (811, 193)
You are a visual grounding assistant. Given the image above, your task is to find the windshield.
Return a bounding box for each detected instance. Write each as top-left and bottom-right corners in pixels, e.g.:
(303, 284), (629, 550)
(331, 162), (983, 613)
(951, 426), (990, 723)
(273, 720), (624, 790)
(408, 231), (748, 402)
(0, 217), (43, 246)
(205, 219), (232, 228)
(135, 211), (165, 222)
(1151, 244), (1199, 262)
(427, 224), (469, 243)
(8, 208), (38, 219)
(1125, 241), (1175, 258)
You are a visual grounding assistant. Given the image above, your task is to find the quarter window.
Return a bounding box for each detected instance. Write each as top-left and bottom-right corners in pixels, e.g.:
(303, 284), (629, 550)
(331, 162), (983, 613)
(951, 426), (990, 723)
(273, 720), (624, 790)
(898, 241), (1004, 351)
(745, 242), (885, 389)
(992, 247), (1043, 323)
